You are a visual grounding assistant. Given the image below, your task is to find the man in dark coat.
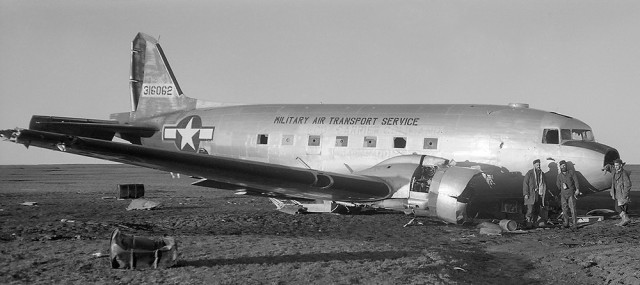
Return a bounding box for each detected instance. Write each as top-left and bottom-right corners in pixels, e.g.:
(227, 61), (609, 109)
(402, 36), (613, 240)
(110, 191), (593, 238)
(556, 160), (580, 228)
(523, 159), (547, 228)
(610, 159), (632, 226)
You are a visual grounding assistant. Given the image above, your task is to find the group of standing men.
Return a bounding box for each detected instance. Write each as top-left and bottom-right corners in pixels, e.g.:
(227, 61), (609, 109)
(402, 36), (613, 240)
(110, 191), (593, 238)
(523, 158), (632, 229)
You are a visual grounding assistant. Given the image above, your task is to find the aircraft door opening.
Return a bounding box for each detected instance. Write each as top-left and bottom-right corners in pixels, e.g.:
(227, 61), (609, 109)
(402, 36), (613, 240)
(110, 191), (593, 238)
(410, 165), (435, 193)
(408, 156), (435, 212)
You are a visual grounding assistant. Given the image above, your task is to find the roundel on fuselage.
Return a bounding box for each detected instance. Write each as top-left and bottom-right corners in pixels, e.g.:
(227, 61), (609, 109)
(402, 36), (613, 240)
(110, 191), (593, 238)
(162, 115), (214, 152)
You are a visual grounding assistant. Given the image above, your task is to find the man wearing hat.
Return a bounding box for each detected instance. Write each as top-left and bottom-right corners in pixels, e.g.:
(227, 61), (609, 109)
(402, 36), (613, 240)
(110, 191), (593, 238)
(556, 160), (580, 228)
(611, 159), (632, 226)
(523, 159), (548, 228)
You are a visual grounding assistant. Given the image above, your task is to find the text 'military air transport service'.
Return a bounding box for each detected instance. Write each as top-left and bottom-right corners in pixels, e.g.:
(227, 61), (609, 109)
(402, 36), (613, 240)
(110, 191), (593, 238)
(0, 33), (620, 224)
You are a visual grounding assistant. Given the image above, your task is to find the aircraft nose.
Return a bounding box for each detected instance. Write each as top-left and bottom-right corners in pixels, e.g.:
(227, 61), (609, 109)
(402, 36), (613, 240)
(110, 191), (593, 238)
(560, 141), (618, 193)
(562, 140), (619, 165)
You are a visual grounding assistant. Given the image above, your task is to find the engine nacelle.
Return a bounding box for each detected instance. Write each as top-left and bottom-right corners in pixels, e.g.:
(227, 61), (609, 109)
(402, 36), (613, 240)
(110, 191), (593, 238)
(359, 155), (490, 224)
(425, 167), (489, 223)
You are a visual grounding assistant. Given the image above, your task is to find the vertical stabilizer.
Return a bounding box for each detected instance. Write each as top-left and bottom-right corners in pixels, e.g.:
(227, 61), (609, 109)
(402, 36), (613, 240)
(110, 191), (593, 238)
(130, 33), (197, 118)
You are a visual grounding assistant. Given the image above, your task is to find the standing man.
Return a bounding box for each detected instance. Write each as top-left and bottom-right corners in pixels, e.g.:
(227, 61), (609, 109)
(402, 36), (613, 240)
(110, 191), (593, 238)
(556, 160), (580, 228)
(611, 159), (632, 226)
(523, 159), (547, 228)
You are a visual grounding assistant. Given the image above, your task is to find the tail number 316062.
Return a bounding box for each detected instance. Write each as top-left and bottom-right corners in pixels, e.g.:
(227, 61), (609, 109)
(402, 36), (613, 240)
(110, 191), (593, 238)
(142, 84), (173, 96)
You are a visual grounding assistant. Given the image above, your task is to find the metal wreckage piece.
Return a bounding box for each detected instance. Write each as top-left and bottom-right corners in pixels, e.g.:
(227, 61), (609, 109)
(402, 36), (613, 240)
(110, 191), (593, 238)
(109, 228), (178, 269)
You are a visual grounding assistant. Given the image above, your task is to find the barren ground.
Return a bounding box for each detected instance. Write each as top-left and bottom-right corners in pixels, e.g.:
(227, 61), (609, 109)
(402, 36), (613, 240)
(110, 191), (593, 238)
(1, 164), (639, 284)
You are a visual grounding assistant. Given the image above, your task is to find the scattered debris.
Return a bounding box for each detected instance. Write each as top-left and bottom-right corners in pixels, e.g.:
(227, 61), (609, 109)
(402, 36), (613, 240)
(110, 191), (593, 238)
(579, 260), (597, 269)
(92, 252), (108, 258)
(498, 219), (517, 231)
(117, 184), (145, 199)
(505, 230), (529, 234)
(115, 223), (133, 230)
(453, 267), (467, 272)
(60, 219), (76, 223)
(403, 218), (424, 227)
(38, 234), (81, 241)
(20, 202), (37, 206)
(577, 216), (604, 223)
(576, 221), (599, 229)
(110, 228), (178, 269)
(477, 219), (519, 235)
(268, 198), (306, 215)
(586, 209), (616, 216)
(478, 222), (502, 235)
(560, 242), (581, 248)
(126, 199), (160, 211)
(101, 196), (116, 200)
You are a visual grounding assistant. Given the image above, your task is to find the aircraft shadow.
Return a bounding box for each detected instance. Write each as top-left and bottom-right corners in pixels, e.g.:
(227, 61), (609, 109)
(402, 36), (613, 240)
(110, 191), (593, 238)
(176, 250), (413, 267)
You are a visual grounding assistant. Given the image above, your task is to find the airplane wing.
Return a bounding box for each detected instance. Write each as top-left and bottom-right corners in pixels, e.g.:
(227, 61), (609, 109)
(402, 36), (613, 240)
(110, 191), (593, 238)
(1, 128), (392, 202)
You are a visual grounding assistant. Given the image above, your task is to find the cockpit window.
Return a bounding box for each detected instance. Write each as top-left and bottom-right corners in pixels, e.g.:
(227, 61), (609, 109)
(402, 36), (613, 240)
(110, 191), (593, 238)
(560, 129), (595, 142)
(542, 129), (559, 144)
(572, 129), (594, 141)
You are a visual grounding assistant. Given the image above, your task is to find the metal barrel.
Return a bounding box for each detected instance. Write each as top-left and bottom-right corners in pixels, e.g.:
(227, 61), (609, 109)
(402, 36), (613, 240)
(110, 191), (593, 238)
(499, 219), (517, 232)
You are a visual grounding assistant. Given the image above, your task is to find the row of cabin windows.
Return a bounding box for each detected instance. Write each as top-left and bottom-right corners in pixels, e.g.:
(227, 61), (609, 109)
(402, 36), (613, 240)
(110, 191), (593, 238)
(261, 128), (590, 148)
(257, 134), (438, 149)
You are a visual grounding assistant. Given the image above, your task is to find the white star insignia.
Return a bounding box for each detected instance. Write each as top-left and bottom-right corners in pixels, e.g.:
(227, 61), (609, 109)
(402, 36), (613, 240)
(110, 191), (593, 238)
(163, 116), (215, 152)
(177, 118), (199, 150)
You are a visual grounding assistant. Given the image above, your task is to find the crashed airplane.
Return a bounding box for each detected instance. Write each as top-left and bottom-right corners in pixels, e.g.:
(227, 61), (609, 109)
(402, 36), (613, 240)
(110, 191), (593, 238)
(1, 33), (620, 224)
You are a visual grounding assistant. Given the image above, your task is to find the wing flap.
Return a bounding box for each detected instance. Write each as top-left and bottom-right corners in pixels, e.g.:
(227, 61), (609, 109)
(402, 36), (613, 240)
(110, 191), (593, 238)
(6, 129), (392, 202)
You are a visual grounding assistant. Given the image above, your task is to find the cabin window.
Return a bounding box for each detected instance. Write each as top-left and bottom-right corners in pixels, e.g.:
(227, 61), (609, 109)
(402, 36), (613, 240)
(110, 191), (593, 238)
(393, 137), (407, 149)
(423, 138), (438, 149)
(561, 129), (572, 141)
(335, 136), (348, 147)
(308, 135), (321, 146)
(282, 135), (294, 145)
(364, 136), (377, 148)
(542, 129), (559, 144)
(257, 134), (269, 145)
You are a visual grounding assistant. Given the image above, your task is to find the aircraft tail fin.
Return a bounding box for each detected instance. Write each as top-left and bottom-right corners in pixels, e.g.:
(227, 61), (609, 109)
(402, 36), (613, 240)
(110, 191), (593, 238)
(129, 33), (197, 118)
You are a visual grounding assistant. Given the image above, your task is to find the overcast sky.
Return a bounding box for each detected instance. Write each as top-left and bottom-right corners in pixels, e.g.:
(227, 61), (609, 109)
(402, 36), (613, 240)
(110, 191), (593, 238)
(1, 0), (639, 164)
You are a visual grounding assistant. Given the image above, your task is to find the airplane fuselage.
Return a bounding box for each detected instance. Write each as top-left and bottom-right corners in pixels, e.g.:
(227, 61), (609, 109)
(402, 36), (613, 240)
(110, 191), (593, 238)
(132, 102), (617, 200)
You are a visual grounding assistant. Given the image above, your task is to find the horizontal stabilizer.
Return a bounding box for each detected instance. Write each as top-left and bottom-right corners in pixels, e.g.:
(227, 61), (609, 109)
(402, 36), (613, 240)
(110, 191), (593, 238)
(29, 115), (157, 142)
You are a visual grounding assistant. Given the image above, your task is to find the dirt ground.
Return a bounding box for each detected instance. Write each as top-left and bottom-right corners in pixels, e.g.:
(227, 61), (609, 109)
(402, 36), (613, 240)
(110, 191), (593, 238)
(1, 164), (639, 284)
